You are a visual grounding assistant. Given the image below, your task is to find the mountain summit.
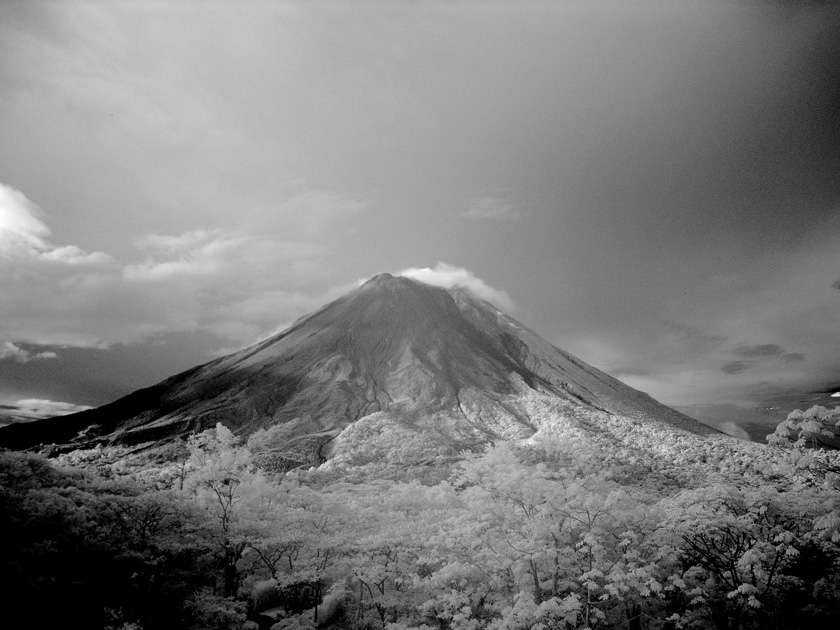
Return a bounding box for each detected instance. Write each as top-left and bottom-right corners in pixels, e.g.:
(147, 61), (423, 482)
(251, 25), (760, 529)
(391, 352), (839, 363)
(0, 274), (714, 455)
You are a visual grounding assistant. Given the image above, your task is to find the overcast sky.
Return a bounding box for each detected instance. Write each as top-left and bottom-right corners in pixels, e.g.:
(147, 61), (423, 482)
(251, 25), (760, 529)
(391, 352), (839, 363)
(1, 1), (839, 432)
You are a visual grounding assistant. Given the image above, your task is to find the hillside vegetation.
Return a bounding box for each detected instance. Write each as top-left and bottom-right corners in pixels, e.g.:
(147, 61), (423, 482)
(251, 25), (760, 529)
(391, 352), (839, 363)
(2, 403), (839, 630)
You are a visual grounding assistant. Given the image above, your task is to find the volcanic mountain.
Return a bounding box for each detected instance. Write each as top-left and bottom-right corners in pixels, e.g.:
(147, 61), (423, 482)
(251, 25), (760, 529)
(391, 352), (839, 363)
(0, 273), (714, 457)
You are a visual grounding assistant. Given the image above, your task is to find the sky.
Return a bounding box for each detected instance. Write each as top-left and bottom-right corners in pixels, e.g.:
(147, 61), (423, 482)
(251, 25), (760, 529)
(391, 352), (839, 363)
(1, 1), (839, 437)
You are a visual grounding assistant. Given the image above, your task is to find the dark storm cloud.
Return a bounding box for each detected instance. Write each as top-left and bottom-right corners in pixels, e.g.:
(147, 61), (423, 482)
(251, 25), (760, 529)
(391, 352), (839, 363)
(732, 345), (805, 363)
(832, 279), (840, 291)
(734, 344), (785, 358)
(722, 361), (755, 375)
(664, 321), (728, 347)
(719, 345), (805, 377)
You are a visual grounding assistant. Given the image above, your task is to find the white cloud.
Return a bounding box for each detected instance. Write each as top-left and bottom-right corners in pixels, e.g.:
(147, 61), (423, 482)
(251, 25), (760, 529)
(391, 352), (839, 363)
(124, 232), (245, 282)
(462, 196), (521, 220)
(0, 342), (57, 363)
(40, 245), (115, 266)
(135, 229), (218, 253)
(1, 181), (372, 354)
(0, 183), (116, 265)
(13, 398), (93, 418)
(0, 184), (124, 350)
(0, 184), (51, 252)
(398, 262), (514, 311)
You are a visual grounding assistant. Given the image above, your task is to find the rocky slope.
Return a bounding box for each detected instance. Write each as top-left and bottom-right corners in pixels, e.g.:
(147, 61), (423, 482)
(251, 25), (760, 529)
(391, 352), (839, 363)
(0, 273), (715, 456)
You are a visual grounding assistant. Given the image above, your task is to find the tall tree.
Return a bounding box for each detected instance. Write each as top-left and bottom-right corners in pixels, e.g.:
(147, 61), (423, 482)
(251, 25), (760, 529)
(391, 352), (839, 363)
(182, 424), (283, 598)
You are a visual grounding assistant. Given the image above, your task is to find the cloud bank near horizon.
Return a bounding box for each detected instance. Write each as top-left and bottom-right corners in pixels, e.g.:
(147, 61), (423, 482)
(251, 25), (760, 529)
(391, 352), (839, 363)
(11, 398), (93, 419)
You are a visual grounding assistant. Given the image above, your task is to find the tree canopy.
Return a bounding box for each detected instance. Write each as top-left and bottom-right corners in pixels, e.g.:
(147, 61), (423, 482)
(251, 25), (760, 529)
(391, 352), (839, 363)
(2, 405), (839, 630)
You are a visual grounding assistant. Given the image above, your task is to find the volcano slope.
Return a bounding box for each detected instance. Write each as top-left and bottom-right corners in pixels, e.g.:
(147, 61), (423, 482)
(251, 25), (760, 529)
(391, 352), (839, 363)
(0, 273), (715, 460)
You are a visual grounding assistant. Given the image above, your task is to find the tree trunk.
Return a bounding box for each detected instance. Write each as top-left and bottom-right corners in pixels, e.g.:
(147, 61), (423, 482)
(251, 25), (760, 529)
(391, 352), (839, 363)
(626, 601), (642, 630)
(530, 559), (543, 604)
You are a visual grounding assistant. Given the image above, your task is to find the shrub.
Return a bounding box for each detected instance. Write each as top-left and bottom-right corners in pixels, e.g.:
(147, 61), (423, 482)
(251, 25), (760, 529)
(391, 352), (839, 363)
(316, 584), (347, 627)
(252, 579), (281, 613)
(186, 589), (247, 630)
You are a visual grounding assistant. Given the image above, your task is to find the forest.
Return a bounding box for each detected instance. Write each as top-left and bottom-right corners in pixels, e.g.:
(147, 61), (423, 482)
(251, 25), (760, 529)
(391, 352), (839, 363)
(1, 402), (839, 630)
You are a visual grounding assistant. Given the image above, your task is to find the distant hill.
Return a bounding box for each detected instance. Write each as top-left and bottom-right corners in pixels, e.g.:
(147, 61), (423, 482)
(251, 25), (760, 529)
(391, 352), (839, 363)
(0, 273), (715, 457)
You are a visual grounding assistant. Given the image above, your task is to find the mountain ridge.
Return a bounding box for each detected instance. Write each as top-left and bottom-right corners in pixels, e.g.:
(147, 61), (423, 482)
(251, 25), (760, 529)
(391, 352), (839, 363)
(0, 273), (716, 454)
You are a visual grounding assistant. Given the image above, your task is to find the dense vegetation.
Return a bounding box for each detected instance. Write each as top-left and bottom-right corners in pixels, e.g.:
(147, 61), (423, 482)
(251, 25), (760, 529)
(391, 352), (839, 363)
(1, 400), (839, 630)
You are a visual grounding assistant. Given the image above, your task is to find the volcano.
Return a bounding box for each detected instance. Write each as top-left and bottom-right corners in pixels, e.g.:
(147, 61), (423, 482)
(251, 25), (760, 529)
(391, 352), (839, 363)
(0, 273), (714, 455)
